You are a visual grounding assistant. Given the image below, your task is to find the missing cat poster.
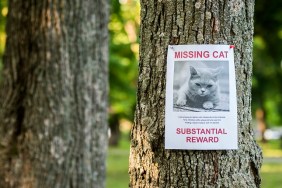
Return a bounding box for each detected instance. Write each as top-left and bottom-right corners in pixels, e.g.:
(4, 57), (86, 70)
(165, 45), (238, 150)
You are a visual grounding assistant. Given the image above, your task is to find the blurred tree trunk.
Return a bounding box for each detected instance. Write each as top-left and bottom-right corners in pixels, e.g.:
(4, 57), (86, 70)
(256, 108), (267, 142)
(129, 0), (262, 187)
(109, 113), (121, 146)
(0, 0), (108, 187)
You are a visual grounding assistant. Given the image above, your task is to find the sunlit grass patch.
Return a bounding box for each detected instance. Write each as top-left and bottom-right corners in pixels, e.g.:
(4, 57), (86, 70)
(261, 163), (282, 173)
(259, 139), (282, 158)
(261, 163), (282, 188)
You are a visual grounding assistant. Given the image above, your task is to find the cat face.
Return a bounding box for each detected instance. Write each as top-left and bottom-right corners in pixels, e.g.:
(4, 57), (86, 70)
(188, 66), (221, 97)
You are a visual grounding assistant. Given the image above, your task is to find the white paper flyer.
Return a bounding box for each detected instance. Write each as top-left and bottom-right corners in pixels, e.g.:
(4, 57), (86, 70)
(165, 45), (238, 150)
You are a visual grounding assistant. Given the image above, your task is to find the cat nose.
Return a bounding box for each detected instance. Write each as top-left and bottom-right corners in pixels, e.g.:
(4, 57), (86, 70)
(201, 88), (205, 93)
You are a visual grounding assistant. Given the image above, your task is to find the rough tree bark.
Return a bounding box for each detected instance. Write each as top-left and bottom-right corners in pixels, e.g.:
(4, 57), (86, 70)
(129, 0), (262, 187)
(0, 0), (108, 187)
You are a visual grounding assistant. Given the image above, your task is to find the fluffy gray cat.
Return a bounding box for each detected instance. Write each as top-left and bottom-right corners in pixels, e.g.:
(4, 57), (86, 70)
(176, 66), (222, 109)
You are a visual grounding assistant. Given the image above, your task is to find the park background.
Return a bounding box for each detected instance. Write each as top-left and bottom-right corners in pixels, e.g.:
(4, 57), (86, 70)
(0, 0), (281, 187)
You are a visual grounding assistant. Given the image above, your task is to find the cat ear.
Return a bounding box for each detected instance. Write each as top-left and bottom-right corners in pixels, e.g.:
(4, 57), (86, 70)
(190, 66), (198, 77)
(213, 67), (222, 76)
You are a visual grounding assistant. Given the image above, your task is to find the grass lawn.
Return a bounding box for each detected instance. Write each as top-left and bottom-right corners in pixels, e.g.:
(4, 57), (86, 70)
(261, 163), (282, 188)
(106, 147), (129, 188)
(259, 139), (282, 158)
(106, 135), (282, 188)
(259, 140), (282, 188)
(106, 133), (130, 188)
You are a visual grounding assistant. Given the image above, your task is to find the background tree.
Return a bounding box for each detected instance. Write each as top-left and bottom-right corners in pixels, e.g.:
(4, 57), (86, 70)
(252, 0), (282, 140)
(129, 0), (262, 187)
(108, 0), (139, 145)
(0, 0), (108, 187)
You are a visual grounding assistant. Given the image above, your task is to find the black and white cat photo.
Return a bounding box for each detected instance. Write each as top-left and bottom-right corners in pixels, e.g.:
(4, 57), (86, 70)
(173, 61), (229, 112)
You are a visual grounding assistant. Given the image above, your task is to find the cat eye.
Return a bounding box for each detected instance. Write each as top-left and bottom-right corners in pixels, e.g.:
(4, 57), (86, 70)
(207, 85), (212, 88)
(195, 83), (200, 86)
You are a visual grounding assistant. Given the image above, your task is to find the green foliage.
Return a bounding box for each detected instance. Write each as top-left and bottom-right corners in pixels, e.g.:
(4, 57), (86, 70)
(109, 0), (139, 122)
(0, 0), (7, 50)
(0, 0), (7, 81)
(253, 0), (282, 125)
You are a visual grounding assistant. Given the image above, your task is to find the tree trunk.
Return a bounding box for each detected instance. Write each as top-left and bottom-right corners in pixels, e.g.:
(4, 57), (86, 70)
(129, 0), (262, 187)
(0, 1), (108, 187)
(256, 108), (267, 143)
